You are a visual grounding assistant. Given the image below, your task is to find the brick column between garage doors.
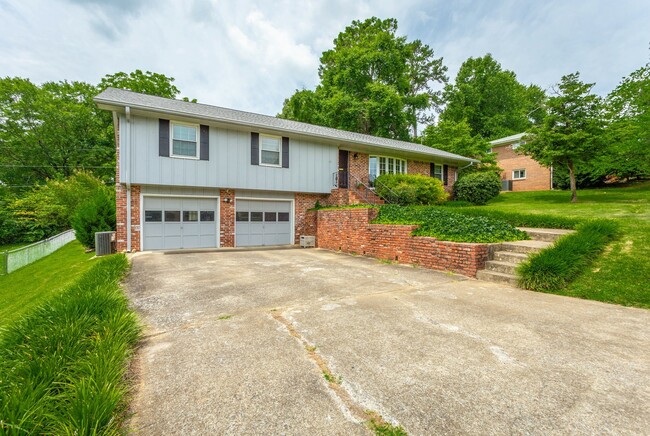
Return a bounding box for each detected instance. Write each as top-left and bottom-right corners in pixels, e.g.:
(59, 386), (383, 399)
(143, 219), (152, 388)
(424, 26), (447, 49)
(220, 189), (235, 247)
(315, 208), (489, 277)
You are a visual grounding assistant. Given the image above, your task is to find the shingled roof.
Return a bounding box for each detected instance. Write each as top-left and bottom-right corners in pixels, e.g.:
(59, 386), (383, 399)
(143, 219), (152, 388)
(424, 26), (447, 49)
(95, 88), (477, 164)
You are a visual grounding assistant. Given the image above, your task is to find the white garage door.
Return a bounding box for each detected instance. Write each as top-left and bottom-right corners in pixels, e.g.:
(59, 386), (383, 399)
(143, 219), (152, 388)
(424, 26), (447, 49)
(235, 200), (292, 247)
(143, 197), (218, 250)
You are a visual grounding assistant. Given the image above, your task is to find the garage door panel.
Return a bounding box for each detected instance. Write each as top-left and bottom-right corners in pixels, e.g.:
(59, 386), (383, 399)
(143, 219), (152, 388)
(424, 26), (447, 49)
(235, 200), (292, 247)
(143, 197), (218, 250)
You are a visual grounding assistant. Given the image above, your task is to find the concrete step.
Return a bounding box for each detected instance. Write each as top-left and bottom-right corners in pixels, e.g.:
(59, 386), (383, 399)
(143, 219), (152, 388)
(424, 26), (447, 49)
(500, 240), (553, 254)
(485, 260), (518, 275)
(518, 227), (575, 242)
(493, 251), (529, 264)
(476, 269), (519, 287)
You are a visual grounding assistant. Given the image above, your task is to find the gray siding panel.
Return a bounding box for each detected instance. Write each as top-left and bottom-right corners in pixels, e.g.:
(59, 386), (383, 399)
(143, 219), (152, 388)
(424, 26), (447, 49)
(127, 115), (337, 193)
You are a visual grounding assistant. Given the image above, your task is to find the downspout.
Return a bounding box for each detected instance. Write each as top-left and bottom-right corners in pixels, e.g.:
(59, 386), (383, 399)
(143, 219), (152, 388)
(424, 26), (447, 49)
(550, 165), (554, 190)
(125, 106), (132, 252)
(459, 161), (474, 171)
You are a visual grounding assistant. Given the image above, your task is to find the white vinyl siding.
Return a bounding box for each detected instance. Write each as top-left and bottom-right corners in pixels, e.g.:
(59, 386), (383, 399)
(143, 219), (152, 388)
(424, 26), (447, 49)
(124, 115), (337, 193)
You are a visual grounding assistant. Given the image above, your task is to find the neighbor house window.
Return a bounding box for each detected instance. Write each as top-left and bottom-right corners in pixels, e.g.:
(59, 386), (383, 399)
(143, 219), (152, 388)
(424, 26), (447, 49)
(432, 164), (443, 181)
(513, 169), (526, 180)
(171, 123), (198, 158)
(260, 134), (281, 166)
(369, 156), (407, 183)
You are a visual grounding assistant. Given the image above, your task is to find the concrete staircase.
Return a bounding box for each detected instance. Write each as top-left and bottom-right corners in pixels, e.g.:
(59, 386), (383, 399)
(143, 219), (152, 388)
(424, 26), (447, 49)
(476, 228), (574, 287)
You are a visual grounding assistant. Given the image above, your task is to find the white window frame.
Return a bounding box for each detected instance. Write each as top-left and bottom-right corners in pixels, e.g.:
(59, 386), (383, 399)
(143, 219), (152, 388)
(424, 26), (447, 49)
(170, 121), (200, 160)
(432, 164), (443, 181)
(369, 155), (407, 181)
(512, 169), (526, 180)
(259, 134), (282, 167)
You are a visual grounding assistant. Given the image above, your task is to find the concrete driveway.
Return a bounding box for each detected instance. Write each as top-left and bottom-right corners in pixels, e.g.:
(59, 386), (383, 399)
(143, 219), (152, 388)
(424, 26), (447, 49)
(125, 248), (650, 435)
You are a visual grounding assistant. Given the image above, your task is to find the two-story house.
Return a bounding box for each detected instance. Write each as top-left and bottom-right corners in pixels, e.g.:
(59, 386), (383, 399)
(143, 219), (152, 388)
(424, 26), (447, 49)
(95, 88), (477, 252)
(489, 133), (552, 192)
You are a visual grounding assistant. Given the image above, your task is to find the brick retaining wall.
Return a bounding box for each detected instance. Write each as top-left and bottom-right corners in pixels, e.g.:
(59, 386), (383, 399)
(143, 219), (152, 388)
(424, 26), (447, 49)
(315, 208), (489, 277)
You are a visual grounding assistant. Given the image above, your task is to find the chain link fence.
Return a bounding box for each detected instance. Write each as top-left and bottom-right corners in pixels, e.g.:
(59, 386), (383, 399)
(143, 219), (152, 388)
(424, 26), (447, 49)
(1, 230), (76, 275)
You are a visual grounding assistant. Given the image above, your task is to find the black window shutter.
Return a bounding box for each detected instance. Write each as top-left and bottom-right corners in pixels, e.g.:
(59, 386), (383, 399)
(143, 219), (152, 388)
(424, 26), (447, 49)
(443, 164), (449, 185)
(200, 125), (209, 160)
(159, 119), (170, 157)
(430, 162), (435, 177)
(282, 137), (289, 168)
(251, 132), (259, 165)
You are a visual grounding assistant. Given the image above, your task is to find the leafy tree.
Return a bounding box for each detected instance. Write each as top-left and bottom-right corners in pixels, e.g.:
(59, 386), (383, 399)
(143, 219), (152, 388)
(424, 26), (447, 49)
(98, 69), (181, 99)
(0, 78), (114, 187)
(280, 17), (447, 139)
(441, 54), (544, 139)
(599, 61), (650, 180)
(71, 187), (116, 249)
(421, 119), (497, 172)
(10, 172), (107, 242)
(519, 72), (602, 203)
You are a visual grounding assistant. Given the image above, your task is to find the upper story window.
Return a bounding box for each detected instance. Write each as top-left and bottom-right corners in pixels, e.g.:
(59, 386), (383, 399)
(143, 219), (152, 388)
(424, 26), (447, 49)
(260, 134), (281, 166)
(171, 123), (198, 158)
(432, 164), (443, 181)
(369, 156), (407, 183)
(513, 169), (526, 180)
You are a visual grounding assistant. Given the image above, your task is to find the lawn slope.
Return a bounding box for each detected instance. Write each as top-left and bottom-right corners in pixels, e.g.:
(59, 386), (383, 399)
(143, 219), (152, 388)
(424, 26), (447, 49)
(0, 241), (94, 328)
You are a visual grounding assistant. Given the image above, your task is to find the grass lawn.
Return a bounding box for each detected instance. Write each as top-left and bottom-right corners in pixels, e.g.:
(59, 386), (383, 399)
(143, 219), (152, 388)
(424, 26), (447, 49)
(473, 182), (650, 308)
(0, 241), (95, 329)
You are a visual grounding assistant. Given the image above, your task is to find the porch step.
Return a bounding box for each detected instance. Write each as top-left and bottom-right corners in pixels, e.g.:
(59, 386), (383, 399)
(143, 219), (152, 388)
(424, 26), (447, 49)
(485, 260), (518, 275)
(476, 269), (519, 287)
(493, 251), (529, 264)
(518, 227), (575, 242)
(499, 240), (553, 254)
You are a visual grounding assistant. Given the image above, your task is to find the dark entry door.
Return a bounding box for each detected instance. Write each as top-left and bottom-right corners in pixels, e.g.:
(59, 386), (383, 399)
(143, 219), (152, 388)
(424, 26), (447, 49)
(338, 150), (349, 188)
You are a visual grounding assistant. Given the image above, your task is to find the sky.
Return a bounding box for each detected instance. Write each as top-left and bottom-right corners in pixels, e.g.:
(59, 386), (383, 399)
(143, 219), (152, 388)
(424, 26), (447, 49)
(1, 0), (649, 117)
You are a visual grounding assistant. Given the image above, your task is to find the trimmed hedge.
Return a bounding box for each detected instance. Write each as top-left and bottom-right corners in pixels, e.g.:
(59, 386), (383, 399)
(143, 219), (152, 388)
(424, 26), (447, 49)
(374, 173), (448, 205)
(71, 188), (116, 249)
(517, 219), (620, 291)
(374, 205), (529, 243)
(0, 254), (140, 435)
(453, 172), (501, 205)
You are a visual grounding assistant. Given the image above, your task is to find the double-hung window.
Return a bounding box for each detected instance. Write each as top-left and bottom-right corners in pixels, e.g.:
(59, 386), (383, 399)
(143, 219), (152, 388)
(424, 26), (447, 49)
(369, 156), (407, 184)
(260, 134), (281, 166)
(513, 169), (526, 180)
(171, 123), (198, 158)
(432, 164), (443, 181)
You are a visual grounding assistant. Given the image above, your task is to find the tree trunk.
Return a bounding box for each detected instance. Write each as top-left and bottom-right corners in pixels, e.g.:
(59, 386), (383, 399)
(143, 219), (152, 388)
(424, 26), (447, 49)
(568, 161), (577, 203)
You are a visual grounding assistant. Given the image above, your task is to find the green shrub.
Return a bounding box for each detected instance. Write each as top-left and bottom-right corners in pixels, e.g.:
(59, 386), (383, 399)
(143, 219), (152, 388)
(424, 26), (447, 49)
(518, 219), (620, 291)
(0, 254), (140, 435)
(374, 173), (448, 205)
(10, 172), (108, 243)
(374, 205), (529, 243)
(444, 208), (583, 229)
(71, 188), (116, 249)
(453, 172), (501, 205)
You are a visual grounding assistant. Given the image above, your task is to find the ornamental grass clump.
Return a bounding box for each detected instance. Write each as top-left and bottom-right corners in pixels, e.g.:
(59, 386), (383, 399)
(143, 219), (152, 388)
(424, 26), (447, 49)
(0, 254), (140, 435)
(517, 219), (620, 291)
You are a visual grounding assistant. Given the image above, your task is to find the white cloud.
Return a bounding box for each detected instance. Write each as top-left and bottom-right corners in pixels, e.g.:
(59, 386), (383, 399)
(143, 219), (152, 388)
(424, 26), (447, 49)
(0, 0), (648, 118)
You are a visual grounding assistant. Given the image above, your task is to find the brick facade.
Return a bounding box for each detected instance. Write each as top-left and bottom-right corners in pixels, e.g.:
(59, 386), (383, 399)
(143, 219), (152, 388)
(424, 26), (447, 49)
(408, 160), (430, 176)
(294, 193), (328, 243)
(315, 208), (489, 277)
(115, 184), (141, 252)
(494, 144), (551, 191)
(220, 189), (235, 247)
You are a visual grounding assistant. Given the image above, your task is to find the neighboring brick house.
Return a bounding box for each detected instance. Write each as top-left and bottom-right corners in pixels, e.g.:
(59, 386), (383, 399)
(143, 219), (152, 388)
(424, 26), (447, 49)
(490, 133), (552, 192)
(95, 88), (476, 252)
